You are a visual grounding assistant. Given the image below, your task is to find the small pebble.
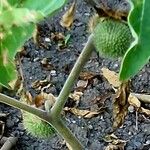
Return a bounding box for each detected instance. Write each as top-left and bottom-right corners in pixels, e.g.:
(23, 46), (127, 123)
(44, 37), (51, 42)
(146, 140), (150, 144)
(50, 70), (57, 76)
(72, 120), (76, 124)
(128, 105), (135, 113)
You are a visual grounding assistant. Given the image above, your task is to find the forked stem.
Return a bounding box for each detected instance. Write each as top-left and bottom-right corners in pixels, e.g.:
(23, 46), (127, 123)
(0, 34), (95, 150)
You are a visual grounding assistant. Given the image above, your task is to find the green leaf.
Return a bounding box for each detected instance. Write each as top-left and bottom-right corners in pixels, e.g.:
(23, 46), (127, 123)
(0, 60), (17, 89)
(0, 24), (36, 88)
(119, 0), (150, 81)
(0, 0), (66, 89)
(7, 0), (24, 7)
(22, 0), (66, 16)
(0, 8), (43, 29)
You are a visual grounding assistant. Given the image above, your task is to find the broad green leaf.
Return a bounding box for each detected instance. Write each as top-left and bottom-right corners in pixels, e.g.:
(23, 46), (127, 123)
(0, 24), (36, 88)
(22, 0), (66, 16)
(0, 0), (66, 88)
(2, 24), (36, 59)
(0, 60), (17, 89)
(7, 0), (23, 7)
(119, 0), (150, 81)
(0, 8), (43, 29)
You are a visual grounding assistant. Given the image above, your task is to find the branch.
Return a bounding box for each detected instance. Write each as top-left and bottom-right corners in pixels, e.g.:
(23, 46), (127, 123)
(0, 93), (46, 119)
(51, 34), (94, 117)
(0, 137), (18, 150)
(49, 119), (83, 150)
(131, 93), (150, 103)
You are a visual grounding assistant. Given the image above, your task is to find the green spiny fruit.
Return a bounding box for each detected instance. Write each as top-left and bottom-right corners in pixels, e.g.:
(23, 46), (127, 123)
(22, 112), (55, 138)
(93, 18), (133, 58)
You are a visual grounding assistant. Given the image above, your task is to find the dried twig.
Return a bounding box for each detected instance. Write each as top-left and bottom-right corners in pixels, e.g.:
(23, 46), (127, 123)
(0, 137), (18, 150)
(132, 93), (150, 104)
(0, 121), (5, 140)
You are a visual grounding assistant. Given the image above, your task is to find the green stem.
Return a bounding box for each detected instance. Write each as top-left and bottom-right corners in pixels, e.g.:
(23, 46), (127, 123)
(0, 93), (83, 149)
(51, 34), (94, 117)
(49, 118), (83, 150)
(0, 93), (46, 119)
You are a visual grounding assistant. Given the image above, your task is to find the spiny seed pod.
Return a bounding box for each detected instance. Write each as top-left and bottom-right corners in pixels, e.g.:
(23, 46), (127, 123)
(23, 112), (55, 138)
(93, 18), (133, 58)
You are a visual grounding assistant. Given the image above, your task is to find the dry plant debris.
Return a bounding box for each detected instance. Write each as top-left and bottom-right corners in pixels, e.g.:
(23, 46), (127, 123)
(113, 81), (130, 130)
(0, 137), (18, 150)
(101, 67), (150, 129)
(64, 107), (101, 118)
(101, 67), (120, 88)
(104, 134), (126, 150)
(60, 0), (76, 29)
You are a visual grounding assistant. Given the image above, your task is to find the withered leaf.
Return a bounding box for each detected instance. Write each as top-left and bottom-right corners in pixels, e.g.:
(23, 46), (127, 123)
(60, 1), (76, 29)
(104, 134), (126, 150)
(20, 90), (33, 105)
(34, 94), (44, 107)
(69, 91), (83, 101)
(76, 80), (88, 89)
(69, 91), (83, 107)
(64, 107), (100, 118)
(32, 79), (50, 90)
(113, 81), (130, 130)
(128, 94), (141, 109)
(51, 32), (65, 41)
(139, 107), (150, 116)
(105, 143), (125, 150)
(34, 92), (56, 108)
(101, 67), (120, 88)
(79, 71), (97, 80)
(40, 58), (53, 70)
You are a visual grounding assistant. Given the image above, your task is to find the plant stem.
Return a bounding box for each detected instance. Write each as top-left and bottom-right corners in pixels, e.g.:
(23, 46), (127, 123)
(49, 118), (83, 150)
(51, 34), (94, 117)
(0, 93), (84, 149)
(0, 93), (46, 119)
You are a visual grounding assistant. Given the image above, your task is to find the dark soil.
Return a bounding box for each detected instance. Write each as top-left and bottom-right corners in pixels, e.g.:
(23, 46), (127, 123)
(1, 0), (150, 150)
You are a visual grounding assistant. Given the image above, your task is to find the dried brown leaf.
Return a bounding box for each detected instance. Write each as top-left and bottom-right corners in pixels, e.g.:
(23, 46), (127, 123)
(69, 91), (83, 107)
(101, 67), (120, 88)
(139, 107), (150, 116)
(79, 71), (97, 80)
(104, 134), (126, 150)
(42, 92), (56, 103)
(34, 92), (56, 108)
(64, 107), (100, 118)
(40, 58), (53, 70)
(34, 94), (45, 107)
(20, 90), (33, 105)
(34, 92), (56, 107)
(51, 32), (65, 41)
(105, 143), (125, 150)
(69, 91), (83, 101)
(113, 81), (130, 130)
(60, 1), (76, 29)
(77, 80), (88, 89)
(32, 79), (50, 90)
(128, 94), (141, 109)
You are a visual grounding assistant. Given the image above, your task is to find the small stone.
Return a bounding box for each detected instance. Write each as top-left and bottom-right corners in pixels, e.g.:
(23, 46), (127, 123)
(72, 120), (76, 124)
(77, 80), (88, 88)
(33, 57), (39, 62)
(146, 140), (150, 144)
(128, 105), (135, 113)
(50, 70), (57, 76)
(45, 37), (51, 42)
(88, 125), (93, 130)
